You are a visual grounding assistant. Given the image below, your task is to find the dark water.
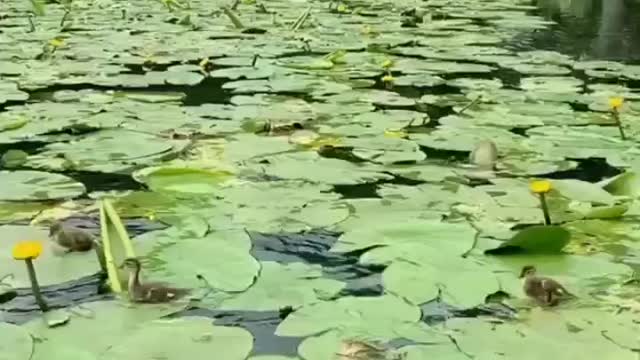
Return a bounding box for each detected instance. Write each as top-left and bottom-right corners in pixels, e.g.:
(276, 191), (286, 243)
(512, 0), (640, 62)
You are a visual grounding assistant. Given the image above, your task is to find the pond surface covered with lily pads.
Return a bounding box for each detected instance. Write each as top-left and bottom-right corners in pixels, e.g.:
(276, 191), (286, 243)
(1, 0), (640, 359)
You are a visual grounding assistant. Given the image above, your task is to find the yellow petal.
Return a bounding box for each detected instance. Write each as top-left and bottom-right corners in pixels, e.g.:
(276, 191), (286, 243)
(529, 180), (552, 194)
(384, 129), (407, 138)
(48, 38), (64, 48)
(13, 241), (43, 260)
(609, 97), (624, 110)
(381, 74), (395, 83)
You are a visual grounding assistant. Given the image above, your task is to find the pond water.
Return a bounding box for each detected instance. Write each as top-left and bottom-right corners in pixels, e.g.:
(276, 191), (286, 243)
(0, 0), (639, 359)
(515, 0), (640, 62)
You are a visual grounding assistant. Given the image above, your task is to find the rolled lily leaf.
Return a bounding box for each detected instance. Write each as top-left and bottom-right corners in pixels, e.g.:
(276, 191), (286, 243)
(100, 198), (136, 293)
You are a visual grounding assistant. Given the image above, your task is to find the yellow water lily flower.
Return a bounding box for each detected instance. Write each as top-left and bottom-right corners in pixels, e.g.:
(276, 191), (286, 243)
(48, 37), (64, 48)
(381, 74), (395, 83)
(609, 97), (624, 111)
(336, 4), (348, 13)
(529, 180), (552, 194)
(199, 57), (209, 68)
(13, 241), (43, 260)
(384, 129), (408, 138)
(382, 59), (394, 69)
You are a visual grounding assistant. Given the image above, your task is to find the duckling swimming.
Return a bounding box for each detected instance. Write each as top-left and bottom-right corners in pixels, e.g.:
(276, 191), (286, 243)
(519, 265), (574, 306)
(120, 258), (189, 303)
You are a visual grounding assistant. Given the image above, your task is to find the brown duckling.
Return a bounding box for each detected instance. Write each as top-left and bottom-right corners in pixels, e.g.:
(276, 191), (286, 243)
(519, 265), (574, 306)
(120, 257), (189, 303)
(49, 221), (96, 252)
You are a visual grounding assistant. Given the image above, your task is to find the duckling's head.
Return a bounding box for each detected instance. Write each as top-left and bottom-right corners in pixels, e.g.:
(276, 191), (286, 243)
(121, 258), (142, 272)
(519, 265), (537, 278)
(48, 221), (63, 237)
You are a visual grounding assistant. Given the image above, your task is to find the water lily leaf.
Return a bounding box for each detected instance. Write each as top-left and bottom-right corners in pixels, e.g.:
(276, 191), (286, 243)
(0, 82), (29, 104)
(0, 170), (85, 201)
(219, 261), (345, 311)
(25, 129), (189, 173)
(484, 225), (571, 255)
(0, 322), (32, 360)
(248, 151), (392, 185)
(24, 301), (195, 360)
(0, 225), (101, 288)
(298, 325), (447, 360)
(383, 255), (505, 307)
(101, 317), (253, 360)
(440, 307), (637, 360)
(520, 76), (583, 93)
(551, 179), (616, 205)
(137, 228), (260, 292)
(275, 295), (421, 337)
(599, 172), (640, 197)
(164, 71), (204, 86)
(133, 166), (234, 193)
(334, 220), (476, 264)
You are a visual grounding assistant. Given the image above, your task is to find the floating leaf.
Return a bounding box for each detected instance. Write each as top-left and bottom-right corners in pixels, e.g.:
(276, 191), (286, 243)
(0, 171), (85, 201)
(484, 225), (571, 255)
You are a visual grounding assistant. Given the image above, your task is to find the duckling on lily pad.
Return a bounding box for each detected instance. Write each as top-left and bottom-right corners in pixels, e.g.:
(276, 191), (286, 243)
(519, 265), (575, 307)
(49, 221), (97, 252)
(120, 258), (190, 303)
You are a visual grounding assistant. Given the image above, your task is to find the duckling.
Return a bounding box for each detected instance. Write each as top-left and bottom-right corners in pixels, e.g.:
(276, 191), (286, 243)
(469, 139), (498, 170)
(519, 265), (574, 306)
(49, 221), (107, 272)
(120, 257), (189, 303)
(49, 221), (96, 252)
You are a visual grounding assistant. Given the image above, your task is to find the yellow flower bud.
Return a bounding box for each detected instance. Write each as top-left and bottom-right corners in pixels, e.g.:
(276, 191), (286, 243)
(609, 97), (624, 111)
(381, 74), (395, 83)
(382, 59), (394, 69)
(13, 241), (43, 260)
(529, 180), (552, 194)
(336, 4), (348, 13)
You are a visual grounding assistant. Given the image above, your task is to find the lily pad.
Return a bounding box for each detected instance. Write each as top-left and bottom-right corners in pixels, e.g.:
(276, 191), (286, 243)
(0, 225), (100, 288)
(484, 225), (571, 255)
(275, 295), (421, 338)
(219, 261), (345, 311)
(133, 166), (234, 193)
(101, 317), (253, 360)
(0, 170), (85, 201)
(0, 322), (32, 360)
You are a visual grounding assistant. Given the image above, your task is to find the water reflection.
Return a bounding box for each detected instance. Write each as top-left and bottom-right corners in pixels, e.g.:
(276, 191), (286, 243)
(519, 0), (640, 62)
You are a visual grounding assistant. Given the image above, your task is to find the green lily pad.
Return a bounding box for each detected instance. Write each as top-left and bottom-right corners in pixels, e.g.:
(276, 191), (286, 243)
(133, 166), (234, 193)
(275, 295), (421, 338)
(334, 219), (476, 264)
(0, 225), (100, 288)
(383, 254), (507, 307)
(136, 228), (260, 292)
(0, 322), (32, 360)
(24, 301), (202, 360)
(101, 317), (253, 360)
(219, 261), (345, 311)
(551, 179), (616, 205)
(439, 307), (637, 360)
(484, 225), (571, 255)
(0, 170), (85, 201)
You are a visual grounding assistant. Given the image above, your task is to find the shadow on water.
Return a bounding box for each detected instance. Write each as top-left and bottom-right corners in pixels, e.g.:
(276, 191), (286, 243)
(509, 0), (640, 62)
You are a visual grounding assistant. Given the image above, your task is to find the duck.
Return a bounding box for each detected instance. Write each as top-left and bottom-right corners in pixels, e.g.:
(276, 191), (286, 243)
(120, 257), (189, 303)
(519, 265), (574, 306)
(49, 221), (97, 252)
(469, 139), (498, 170)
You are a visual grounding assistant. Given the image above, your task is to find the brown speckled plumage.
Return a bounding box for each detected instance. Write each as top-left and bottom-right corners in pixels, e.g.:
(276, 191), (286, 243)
(519, 265), (573, 306)
(49, 221), (96, 252)
(121, 258), (189, 304)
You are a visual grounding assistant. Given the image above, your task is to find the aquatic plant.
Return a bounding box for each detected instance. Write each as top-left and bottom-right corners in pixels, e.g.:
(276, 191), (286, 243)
(12, 240), (48, 312)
